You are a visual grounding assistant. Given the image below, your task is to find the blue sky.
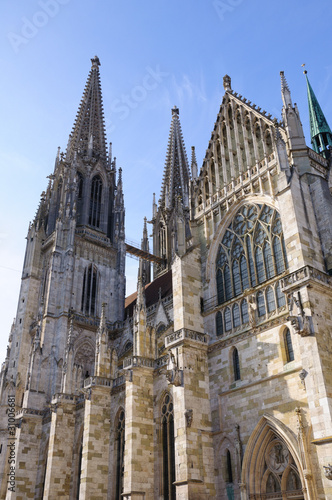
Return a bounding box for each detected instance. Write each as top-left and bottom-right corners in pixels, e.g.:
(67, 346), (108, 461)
(0, 0), (332, 362)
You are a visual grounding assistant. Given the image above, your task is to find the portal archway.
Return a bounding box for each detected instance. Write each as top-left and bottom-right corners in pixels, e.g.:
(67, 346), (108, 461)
(241, 415), (306, 499)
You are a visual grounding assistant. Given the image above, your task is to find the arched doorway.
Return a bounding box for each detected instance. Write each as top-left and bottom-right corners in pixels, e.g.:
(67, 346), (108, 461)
(241, 415), (306, 499)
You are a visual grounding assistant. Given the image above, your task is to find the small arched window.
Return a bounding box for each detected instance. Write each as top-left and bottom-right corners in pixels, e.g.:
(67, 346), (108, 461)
(216, 311), (223, 337)
(89, 175), (103, 228)
(233, 348), (241, 381)
(285, 328), (294, 362)
(226, 449), (233, 483)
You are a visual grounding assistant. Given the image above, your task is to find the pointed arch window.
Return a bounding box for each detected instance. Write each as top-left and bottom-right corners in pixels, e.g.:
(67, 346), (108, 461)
(115, 410), (125, 500)
(226, 449), (233, 484)
(233, 348), (241, 381)
(161, 394), (176, 500)
(89, 175), (103, 228)
(215, 204), (287, 305)
(81, 265), (98, 316)
(216, 311), (223, 337)
(285, 328), (294, 362)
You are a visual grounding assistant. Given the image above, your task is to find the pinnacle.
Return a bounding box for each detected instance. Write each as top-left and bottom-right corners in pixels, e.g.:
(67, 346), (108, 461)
(159, 106), (190, 210)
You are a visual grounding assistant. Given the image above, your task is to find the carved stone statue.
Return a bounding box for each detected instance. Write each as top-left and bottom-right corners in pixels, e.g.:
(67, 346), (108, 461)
(323, 464), (332, 480)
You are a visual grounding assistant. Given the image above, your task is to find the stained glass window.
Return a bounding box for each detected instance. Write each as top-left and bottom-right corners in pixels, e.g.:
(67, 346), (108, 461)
(216, 204), (287, 304)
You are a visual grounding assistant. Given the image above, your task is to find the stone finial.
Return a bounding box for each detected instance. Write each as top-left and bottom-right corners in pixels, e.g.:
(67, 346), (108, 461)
(91, 55), (101, 68)
(172, 105), (179, 116)
(223, 74), (232, 92)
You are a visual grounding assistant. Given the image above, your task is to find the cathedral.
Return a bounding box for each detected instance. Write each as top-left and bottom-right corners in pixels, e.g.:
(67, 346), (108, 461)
(0, 55), (332, 499)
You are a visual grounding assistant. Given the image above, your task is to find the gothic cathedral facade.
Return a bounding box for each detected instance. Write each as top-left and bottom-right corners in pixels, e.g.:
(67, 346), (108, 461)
(0, 57), (332, 499)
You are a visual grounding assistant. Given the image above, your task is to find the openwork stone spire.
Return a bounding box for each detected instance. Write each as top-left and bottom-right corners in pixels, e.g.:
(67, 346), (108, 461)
(160, 106), (190, 210)
(67, 56), (107, 161)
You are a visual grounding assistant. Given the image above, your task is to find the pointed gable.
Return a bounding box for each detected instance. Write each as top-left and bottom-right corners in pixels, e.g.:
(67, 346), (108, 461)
(196, 75), (280, 203)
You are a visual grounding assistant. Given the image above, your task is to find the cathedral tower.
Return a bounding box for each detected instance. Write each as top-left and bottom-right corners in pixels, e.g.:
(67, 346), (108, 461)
(0, 56), (126, 498)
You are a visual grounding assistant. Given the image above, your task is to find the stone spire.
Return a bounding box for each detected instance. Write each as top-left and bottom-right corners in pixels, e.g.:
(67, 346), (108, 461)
(304, 70), (332, 158)
(159, 106), (191, 211)
(280, 71), (292, 108)
(66, 56), (107, 161)
(280, 70), (307, 157)
(140, 217), (151, 284)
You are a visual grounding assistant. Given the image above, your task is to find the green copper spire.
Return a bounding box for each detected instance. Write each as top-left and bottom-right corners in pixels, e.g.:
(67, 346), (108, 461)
(304, 70), (332, 158)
